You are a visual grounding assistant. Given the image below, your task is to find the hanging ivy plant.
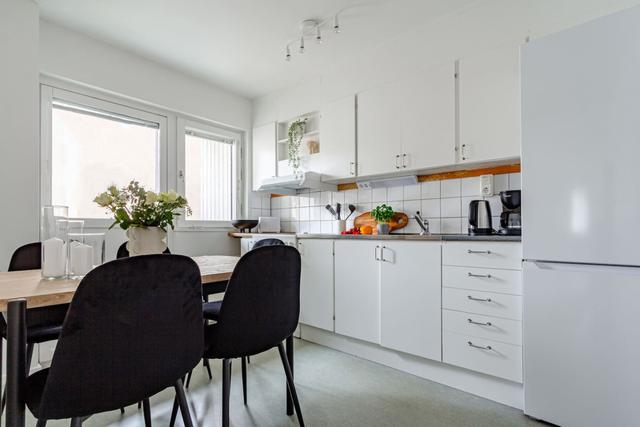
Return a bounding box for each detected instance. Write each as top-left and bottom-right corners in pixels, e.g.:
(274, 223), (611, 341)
(287, 117), (307, 174)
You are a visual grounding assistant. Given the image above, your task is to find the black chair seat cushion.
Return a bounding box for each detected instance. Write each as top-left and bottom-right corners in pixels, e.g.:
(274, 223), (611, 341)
(202, 301), (222, 320)
(25, 368), (49, 418)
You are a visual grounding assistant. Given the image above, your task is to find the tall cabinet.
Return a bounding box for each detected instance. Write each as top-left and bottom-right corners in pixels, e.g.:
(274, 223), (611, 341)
(251, 122), (276, 191)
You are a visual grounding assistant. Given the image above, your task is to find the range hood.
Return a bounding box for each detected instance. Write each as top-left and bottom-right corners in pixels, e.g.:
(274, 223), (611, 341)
(258, 172), (337, 195)
(356, 175), (418, 189)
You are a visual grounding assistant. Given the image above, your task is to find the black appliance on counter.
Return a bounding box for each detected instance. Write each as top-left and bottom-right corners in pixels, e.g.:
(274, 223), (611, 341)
(468, 200), (494, 235)
(498, 190), (521, 235)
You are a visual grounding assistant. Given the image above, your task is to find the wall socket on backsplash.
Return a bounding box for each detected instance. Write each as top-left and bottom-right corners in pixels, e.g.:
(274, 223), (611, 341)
(481, 174), (494, 196)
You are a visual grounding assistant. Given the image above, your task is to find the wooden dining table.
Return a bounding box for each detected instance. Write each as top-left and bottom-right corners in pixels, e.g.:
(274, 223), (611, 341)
(0, 255), (296, 426)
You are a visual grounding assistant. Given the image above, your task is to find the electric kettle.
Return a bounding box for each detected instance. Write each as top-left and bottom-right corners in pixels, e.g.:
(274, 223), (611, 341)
(468, 200), (494, 235)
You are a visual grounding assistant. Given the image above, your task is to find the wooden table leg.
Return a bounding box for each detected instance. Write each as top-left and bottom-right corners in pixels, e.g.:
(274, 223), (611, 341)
(286, 335), (294, 416)
(7, 298), (27, 427)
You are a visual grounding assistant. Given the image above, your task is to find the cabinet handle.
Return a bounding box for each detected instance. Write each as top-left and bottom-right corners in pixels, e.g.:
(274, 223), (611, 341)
(374, 245), (381, 261)
(467, 295), (492, 302)
(468, 341), (492, 351)
(402, 153), (407, 168)
(394, 155), (400, 169)
(461, 144), (469, 161)
(380, 245), (388, 262)
(467, 249), (492, 254)
(349, 161), (355, 176)
(467, 272), (492, 278)
(467, 318), (493, 327)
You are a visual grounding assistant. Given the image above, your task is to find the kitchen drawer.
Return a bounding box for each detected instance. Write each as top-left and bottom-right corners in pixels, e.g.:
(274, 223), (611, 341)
(442, 266), (522, 295)
(442, 242), (522, 270)
(443, 331), (522, 383)
(443, 309), (522, 346)
(443, 287), (522, 320)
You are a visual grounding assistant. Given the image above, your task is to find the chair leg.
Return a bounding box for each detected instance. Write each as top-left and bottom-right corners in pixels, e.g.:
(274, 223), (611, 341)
(277, 343), (305, 427)
(1, 342), (34, 415)
(204, 358), (213, 380)
(36, 419), (47, 427)
(174, 378), (193, 427)
(169, 397), (179, 427)
(70, 417), (83, 427)
(241, 357), (248, 405)
(222, 358), (232, 427)
(120, 407), (125, 414)
(247, 355), (251, 364)
(185, 369), (193, 389)
(142, 398), (152, 427)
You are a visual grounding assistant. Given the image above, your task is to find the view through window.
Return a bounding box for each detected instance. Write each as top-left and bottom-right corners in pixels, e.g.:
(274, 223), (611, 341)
(51, 101), (160, 218)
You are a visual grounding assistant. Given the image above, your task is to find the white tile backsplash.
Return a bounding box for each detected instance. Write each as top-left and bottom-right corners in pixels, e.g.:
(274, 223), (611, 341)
(267, 173), (519, 235)
(441, 179), (461, 198)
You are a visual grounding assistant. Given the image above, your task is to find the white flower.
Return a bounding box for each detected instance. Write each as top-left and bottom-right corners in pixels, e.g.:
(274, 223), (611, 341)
(94, 192), (113, 207)
(108, 185), (118, 196)
(145, 191), (158, 205)
(160, 190), (178, 203)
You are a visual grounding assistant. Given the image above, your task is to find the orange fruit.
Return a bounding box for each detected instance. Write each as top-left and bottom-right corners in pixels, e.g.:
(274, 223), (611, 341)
(360, 225), (373, 235)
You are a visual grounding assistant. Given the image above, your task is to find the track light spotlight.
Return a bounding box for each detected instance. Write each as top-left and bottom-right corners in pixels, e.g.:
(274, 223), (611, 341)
(316, 26), (323, 44)
(299, 36), (305, 54)
(285, 45), (291, 61)
(333, 15), (340, 33)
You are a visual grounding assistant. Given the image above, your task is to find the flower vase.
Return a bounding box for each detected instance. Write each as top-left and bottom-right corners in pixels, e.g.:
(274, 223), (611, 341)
(126, 227), (167, 256)
(377, 223), (390, 235)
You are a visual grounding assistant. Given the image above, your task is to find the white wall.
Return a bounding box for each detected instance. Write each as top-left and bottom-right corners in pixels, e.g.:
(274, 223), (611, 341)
(38, 20), (258, 259)
(0, 0), (40, 270)
(253, 0), (640, 125)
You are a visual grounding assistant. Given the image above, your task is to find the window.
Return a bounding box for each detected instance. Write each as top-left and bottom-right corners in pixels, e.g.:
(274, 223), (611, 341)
(179, 120), (241, 224)
(42, 87), (167, 220)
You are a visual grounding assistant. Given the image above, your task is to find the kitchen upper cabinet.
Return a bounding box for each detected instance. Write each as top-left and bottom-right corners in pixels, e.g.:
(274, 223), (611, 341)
(398, 63), (456, 171)
(380, 241), (442, 361)
(334, 240), (380, 344)
(298, 239), (334, 331)
(357, 62), (456, 176)
(459, 45), (521, 163)
(252, 122), (277, 191)
(308, 96), (356, 179)
(357, 83), (400, 176)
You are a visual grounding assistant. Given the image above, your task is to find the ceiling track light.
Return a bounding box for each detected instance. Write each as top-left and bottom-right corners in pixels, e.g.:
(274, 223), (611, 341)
(284, 12), (346, 62)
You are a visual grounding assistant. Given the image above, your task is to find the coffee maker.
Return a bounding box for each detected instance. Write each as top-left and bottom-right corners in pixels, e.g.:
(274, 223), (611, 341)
(498, 190), (521, 235)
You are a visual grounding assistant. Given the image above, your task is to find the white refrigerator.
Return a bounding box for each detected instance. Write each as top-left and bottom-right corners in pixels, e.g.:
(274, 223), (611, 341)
(522, 6), (640, 427)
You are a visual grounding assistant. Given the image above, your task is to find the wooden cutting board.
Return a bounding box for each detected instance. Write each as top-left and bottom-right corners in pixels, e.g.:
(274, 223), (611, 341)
(354, 211), (409, 233)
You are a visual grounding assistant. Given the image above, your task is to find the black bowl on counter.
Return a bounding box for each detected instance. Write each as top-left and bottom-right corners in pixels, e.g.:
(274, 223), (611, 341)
(231, 219), (259, 233)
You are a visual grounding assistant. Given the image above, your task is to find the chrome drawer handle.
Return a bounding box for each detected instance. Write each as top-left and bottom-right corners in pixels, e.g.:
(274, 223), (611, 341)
(468, 341), (492, 351)
(467, 272), (492, 278)
(467, 295), (492, 302)
(468, 249), (491, 254)
(468, 318), (492, 327)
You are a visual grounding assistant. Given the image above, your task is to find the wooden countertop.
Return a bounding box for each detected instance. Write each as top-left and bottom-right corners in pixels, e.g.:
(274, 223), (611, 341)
(0, 255), (239, 311)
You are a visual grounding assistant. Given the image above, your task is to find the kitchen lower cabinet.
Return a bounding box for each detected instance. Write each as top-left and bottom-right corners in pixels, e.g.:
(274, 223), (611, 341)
(334, 240), (381, 344)
(298, 239), (334, 331)
(379, 241), (442, 361)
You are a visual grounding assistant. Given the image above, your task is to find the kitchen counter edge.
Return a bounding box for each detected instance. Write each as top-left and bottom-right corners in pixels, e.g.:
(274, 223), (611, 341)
(229, 232), (520, 242)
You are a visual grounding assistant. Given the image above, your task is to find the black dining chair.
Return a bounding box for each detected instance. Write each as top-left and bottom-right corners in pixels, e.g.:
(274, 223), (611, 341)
(1, 243), (68, 414)
(25, 254), (203, 427)
(202, 245), (304, 427)
(198, 238), (286, 400)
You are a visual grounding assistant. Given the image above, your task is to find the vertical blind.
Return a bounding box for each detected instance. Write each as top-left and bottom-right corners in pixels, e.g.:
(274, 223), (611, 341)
(185, 130), (234, 221)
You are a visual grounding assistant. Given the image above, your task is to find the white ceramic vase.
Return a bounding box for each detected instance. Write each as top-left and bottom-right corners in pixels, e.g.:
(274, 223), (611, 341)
(126, 226), (167, 256)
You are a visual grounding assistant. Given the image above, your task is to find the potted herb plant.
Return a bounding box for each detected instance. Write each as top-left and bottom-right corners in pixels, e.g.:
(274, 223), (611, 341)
(371, 204), (394, 235)
(94, 181), (191, 256)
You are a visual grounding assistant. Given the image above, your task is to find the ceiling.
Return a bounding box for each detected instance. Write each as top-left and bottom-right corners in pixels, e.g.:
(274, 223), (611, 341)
(38, 0), (477, 99)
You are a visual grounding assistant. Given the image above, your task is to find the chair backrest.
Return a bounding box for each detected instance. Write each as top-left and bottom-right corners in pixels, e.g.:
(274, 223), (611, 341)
(37, 255), (203, 419)
(8, 242), (41, 271)
(252, 238), (284, 250)
(116, 242), (171, 258)
(210, 245), (301, 358)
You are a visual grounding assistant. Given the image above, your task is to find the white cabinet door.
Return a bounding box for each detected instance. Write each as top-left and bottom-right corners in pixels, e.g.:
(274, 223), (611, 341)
(310, 96), (356, 179)
(399, 63), (456, 170)
(334, 240), (381, 344)
(252, 122), (276, 190)
(459, 45), (521, 163)
(298, 239), (334, 331)
(357, 82), (401, 176)
(379, 241), (442, 361)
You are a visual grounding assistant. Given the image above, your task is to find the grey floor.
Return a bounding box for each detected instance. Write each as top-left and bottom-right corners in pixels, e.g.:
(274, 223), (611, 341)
(27, 339), (544, 427)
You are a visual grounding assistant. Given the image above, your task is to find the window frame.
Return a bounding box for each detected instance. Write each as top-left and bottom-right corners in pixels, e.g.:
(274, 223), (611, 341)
(40, 85), (169, 228)
(176, 117), (243, 230)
